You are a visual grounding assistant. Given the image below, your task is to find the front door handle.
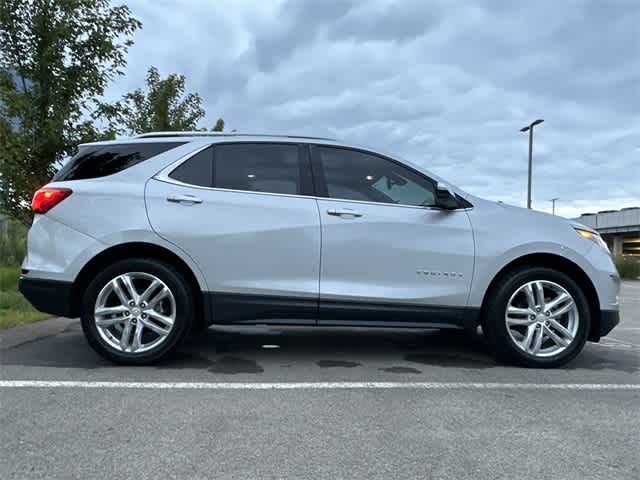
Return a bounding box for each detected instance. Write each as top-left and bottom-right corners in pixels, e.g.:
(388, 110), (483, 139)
(327, 208), (363, 217)
(167, 194), (203, 205)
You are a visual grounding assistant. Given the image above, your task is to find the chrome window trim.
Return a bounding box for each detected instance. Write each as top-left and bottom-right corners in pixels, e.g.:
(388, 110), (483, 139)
(155, 175), (317, 201)
(154, 176), (469, 212)
(153, 143), (471, 211)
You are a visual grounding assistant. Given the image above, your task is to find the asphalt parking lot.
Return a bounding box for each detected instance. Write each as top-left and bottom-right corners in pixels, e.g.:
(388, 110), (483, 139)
(1, 281), (638, 479)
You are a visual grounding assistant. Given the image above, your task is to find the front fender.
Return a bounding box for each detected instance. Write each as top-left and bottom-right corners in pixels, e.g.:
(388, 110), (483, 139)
(467, 241), (594, 308)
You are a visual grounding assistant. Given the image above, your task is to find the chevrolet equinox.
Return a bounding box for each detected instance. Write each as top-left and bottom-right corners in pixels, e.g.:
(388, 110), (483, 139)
(19, 132), (621, 367)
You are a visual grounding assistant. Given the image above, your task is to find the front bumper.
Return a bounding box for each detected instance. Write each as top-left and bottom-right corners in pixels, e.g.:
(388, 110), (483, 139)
(599, 310), (620, 338)
(19, 276), (75, 318)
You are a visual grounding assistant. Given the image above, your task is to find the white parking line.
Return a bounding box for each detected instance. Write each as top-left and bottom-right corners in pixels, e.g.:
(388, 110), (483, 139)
(0, 380), (639, 390)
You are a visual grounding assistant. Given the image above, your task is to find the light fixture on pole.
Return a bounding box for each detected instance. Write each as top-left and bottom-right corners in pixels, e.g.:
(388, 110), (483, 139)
(550, 197), (559, 216)
(520, 118), (544, 209)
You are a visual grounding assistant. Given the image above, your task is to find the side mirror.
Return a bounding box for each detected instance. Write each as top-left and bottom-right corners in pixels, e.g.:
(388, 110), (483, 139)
(435, 182), (460, 210)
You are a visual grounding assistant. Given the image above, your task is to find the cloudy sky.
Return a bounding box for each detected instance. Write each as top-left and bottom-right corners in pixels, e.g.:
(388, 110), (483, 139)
(104, 0), (639, 218)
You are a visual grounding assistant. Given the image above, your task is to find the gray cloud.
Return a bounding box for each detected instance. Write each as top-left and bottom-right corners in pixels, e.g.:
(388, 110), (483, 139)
(107, 0), (639, 217)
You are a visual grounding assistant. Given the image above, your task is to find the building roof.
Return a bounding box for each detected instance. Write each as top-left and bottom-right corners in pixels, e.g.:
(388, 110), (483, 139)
(574, 207), (640, 234)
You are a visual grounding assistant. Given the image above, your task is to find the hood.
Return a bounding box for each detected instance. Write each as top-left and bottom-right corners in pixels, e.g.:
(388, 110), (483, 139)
(466, 194), (579, 231)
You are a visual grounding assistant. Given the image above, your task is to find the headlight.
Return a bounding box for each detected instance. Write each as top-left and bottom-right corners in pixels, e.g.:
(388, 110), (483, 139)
(575, 228), (609, 252)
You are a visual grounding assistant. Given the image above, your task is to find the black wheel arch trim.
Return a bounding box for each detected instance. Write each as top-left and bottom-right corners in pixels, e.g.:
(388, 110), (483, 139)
(71, 242), (207, 326)
(479, 253), (604, 342)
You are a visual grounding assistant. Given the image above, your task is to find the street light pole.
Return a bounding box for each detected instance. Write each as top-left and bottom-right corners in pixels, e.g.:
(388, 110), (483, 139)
(520, 119), (544, 209)
(550, 197), (559, 215)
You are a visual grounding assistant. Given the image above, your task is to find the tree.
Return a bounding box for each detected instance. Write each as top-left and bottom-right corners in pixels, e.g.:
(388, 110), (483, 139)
(212, 118), (225, 132)
(0, 0), (141, 225)
(106, 66), (208, 135)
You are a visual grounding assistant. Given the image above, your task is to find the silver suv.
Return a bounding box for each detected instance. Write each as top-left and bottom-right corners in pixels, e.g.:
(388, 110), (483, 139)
(19, 132), (620, 367)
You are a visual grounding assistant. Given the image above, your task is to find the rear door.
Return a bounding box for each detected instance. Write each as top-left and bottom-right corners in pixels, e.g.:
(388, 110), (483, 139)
(311, 145), (474, 326)
(146, 142), (321, 324)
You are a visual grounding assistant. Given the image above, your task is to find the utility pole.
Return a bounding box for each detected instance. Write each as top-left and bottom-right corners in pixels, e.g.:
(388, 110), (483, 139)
(520, 119), (544, 209)
(550, 197), (559, 215)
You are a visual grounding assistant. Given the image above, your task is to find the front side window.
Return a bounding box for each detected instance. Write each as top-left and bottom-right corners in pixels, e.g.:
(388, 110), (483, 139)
(317, 146), (437, 207)
(53, 142), (185, 181)
(214, 143), (301, 195)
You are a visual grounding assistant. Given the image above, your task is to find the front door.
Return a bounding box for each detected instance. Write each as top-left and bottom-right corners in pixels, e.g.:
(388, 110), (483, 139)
(312, 145), (474, 326)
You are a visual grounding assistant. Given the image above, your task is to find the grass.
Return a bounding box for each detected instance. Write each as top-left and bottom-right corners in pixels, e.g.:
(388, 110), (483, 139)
(0, 265), (49, 330)
(615, 256), (640, 280)
(0, 220), (49, 329)
(0, 219), (27, 266)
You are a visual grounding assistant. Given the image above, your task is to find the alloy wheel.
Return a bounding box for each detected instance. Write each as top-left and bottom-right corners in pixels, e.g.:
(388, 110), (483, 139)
(505, 280), (579, 357)
(94, 272), (176, 354)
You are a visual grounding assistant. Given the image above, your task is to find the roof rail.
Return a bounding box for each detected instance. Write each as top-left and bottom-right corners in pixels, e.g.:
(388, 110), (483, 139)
(135, 131), (336, 141)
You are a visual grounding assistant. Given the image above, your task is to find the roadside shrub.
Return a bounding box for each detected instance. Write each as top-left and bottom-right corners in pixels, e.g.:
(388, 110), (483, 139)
(615, 256), (640, 280)
(0, 220), (27, 266)
(0, 266), (19, 291)
(0, 264), (49, 329)
(0, 289), (32, 311)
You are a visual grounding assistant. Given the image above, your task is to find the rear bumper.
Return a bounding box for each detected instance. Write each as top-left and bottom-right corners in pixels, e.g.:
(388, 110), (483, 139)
(599, 310), (620, 338)
(19, 277), (75, 318)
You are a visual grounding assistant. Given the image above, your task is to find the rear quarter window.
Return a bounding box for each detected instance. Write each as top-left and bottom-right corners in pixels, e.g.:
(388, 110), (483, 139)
(168, 147), (213, 187)
(52, 142), (185, 181)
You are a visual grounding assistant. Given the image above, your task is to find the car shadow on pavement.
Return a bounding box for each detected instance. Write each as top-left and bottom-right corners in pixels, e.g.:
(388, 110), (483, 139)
(190, 327), (500, 370)
(1, 321), (637, 374)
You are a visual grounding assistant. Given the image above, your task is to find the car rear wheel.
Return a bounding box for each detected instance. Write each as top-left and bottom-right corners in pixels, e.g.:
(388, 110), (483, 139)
(484, 267), (590, 368)
(81, 258), (194, 365)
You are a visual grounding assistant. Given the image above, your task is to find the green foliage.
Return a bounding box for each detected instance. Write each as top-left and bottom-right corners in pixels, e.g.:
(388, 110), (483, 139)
(0, 219), (27, 266)
(0, 224), (48, 328)
(103, 66), (207, 135)
(615, 256), (640, 280)
(212, 118), (225, 132)
(0, 229), (49, 328)
(0, 265), (48, 329)
(0, 263), (19, 290)
(0, 0), (141, 225)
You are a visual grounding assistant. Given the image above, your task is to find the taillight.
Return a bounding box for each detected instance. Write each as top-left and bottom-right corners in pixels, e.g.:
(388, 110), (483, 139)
(31, 188), (73, 214)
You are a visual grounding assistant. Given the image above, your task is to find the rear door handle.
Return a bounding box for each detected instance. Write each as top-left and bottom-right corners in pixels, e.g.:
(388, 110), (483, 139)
(167, 194), (203, 205)
(327, 208), (363, 217)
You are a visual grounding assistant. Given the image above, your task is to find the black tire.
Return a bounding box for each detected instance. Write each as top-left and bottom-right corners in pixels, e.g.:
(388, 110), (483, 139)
(80, 258), (194, 365)
(483, 267), (590, 368)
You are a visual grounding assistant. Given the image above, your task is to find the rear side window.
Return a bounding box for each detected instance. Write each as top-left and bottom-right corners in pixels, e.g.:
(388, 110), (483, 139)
(213, 143), (302, 195)
(169, 147), (213, 187)
(53, 142), (185, 181)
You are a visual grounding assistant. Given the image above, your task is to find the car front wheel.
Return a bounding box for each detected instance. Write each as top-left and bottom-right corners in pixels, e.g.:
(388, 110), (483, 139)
(484, 267), (590, 368)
